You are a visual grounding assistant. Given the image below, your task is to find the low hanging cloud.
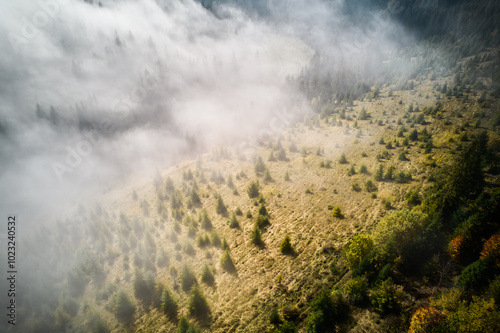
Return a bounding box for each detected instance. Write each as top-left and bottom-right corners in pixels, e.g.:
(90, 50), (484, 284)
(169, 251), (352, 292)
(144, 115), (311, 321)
(0, 0), (413, 224)
(0, 0), (318, 222)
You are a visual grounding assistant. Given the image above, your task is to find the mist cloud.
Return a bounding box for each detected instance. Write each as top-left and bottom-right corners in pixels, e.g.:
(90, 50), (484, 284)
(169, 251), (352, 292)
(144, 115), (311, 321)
(0, 0), (317, 221)
(0, 0), (415, 228)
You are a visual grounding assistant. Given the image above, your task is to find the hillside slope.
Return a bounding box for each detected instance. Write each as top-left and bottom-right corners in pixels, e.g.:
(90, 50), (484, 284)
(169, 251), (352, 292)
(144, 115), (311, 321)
(26, 46), (498, 333)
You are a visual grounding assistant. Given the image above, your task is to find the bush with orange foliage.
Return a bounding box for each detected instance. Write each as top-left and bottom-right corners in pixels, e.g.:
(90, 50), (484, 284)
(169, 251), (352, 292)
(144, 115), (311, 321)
(408, 305), (445, 333)
(480, 234), (500, 265)
(448, 235), (465, 261)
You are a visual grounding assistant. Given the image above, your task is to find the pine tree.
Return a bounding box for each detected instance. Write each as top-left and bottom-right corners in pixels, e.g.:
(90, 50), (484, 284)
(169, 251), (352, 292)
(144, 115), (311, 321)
(161, 287), (178, 319)
(215, 195), (227, 215)
(254, 156), (266, 175)
(247, 181), (260, 198)
(251, 223), (262, 246)
(280, 234), (293, 254)
(375, 164), (384, 181)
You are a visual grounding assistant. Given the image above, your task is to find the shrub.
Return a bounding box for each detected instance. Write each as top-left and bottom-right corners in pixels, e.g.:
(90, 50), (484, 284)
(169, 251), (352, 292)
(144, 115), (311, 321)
(276, 321), (298, 333)
(111, 290), (136, 323)
(161, 287), (178, 320)
(269, 307), (281, 326)
(235, 207), (243, 216)
(359, 108), (369, 120)
(359, 164), (368, 174)
(487, 276), (500, 305)
(345, 234), (374, 270)
(332, 206), (343, 218)
(258, 194), (266, 203)
(480, 234), (500, 263)
(373, 210), (429, 251)
(306, 290), (347, 333)
(246, 210), (253, 218)
(370, 278), (404, 315)
(280, 234), (293, 254)
(177, 316), (201, 333)
(365, 180), (377, 192)
(200, 264), (215, 286)
(444, 296), (500, 332)
(408, 305), (445, 333)
(377, 263), (392, 282)
(282, 304), (299, 321)
(338, 153), (348, 164)
(395, 171), (412, 183)
(384, 165), (395, 181)
(220, 249), (236, 272)
(407, 190), (421, 206)
(384, 200), (392, 210)
(448, 235), (466, 261)
(344, 276), (369, 305)
(347, 165), (356, 176)
(187, 286), (210, 319)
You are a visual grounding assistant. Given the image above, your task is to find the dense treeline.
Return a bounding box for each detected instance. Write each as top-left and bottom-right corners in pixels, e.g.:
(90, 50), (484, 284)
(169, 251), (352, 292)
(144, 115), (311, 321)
(306, 132), (500, 332)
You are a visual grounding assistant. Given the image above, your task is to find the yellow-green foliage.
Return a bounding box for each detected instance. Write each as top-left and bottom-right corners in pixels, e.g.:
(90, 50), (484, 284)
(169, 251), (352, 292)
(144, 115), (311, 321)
(187, 286), (210, 319)
(344, 234), (374, 270)
(430, 290), (500, 332)
(370, 278), (405, 315)
(446, 297), (500, 333)
(373, 210), (428, 248)
(344, 276), (368, 305)
(332, 206), (343, 218)
(408, 305), (445, 333)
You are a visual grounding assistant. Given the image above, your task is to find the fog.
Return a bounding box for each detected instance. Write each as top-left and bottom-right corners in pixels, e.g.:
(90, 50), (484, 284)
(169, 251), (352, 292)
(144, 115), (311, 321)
(0, 0), (414, 329)
(0, 0), (412, 223)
